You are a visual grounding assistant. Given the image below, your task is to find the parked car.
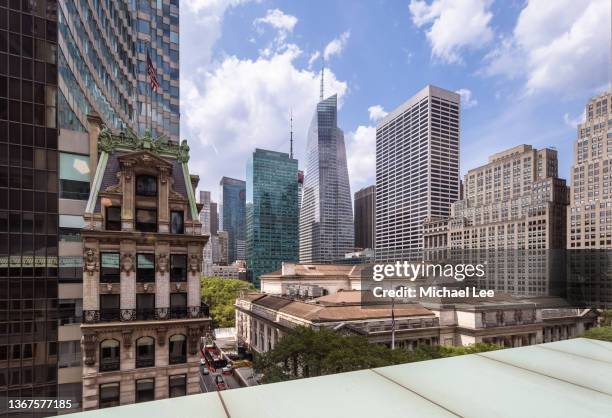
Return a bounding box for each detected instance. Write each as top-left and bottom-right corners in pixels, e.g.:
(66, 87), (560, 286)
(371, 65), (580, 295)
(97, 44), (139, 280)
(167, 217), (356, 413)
(215, 375), (227, 391)
(222, 364), (233, 375)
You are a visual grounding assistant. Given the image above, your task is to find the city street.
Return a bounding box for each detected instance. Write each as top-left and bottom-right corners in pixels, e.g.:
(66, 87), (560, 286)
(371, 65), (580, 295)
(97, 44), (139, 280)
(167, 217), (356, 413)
(199, 366), (242, 393)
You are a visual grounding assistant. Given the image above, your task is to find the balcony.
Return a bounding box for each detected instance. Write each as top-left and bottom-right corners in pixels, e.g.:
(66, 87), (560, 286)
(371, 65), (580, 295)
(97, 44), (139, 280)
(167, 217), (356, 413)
(136, 309), (157, 321)
(82, 305), (210, 324)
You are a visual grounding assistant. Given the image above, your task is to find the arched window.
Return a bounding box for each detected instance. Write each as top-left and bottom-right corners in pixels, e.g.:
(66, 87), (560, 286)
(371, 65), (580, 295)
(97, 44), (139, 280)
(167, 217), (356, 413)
(168, 334), (186, 365)
(136, 337), (155, 368)
(99, 339), (120, 372)
(136, 175), (157, 196)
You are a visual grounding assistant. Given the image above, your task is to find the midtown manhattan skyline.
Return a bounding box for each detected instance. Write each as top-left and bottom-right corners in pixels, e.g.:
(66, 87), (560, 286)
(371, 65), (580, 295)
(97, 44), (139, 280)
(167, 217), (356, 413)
(180, 0), (610, 200)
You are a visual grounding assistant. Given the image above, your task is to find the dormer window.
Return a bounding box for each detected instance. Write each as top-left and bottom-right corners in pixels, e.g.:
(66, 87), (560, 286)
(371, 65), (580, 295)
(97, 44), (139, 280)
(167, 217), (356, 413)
(170, 210), (184, 234)
(106, 207), (121, 231)
(136, 175), (157, 197)
(135, 208), (157, 232)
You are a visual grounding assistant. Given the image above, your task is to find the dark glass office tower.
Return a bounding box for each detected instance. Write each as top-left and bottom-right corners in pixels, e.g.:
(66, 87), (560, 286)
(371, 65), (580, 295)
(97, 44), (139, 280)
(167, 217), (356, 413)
(354, 185), (375, 250)
(0, 0), (60, 414)
(219, 177), (246, 263)
(1, 0), (180, 414)
(135, 0), (180, 140)
(246, 149), (299, 286)
(299, 94), (354, 263)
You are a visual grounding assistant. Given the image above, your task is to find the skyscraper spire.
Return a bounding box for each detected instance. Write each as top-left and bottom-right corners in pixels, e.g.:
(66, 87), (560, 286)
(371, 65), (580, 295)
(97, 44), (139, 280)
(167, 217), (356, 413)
(320, 57), (325, 101)
(290, 109), (294, 159)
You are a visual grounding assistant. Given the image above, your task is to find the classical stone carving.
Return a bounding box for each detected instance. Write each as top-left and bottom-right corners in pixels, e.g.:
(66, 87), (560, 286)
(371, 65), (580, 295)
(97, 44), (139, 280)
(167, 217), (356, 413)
(82, 333), (97, 366)
(122, 330), (133, 349)
(189, 254), (201, 274)
(157, 327), (167, 346)
(83, 248), (98, 276)
(157, 253), (169, 274)
(515, 309), (523, 322)
(143, 282), (151, 292)
(159, 167), (169, 184)
(120, 253), (135, 275)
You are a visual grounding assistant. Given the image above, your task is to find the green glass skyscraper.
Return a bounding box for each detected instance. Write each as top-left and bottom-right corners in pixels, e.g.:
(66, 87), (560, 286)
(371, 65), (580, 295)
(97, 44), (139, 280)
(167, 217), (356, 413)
(246, 149), (299, 286)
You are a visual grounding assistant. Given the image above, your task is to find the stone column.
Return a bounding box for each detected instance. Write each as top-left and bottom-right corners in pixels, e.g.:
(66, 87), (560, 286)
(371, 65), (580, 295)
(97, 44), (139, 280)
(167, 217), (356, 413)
(158, 167), (170, 233)
(120, 240), (136, 312)
(187, 243), (202, 312)
(121, 163), (135, 231)
(156, 241), (170, 313)
(82, 241), (100, 312)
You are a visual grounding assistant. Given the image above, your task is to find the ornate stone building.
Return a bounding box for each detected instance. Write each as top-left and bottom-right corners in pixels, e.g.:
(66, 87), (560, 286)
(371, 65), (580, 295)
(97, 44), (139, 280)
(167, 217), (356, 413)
(79, 124), (211, 410)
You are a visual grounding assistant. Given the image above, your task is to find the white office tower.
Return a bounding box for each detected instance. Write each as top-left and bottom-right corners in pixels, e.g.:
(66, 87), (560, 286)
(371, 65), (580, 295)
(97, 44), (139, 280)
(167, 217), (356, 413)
(199, 191), (214, 276)
(375, 85), (460, 261)
(299, 94), (354, 262)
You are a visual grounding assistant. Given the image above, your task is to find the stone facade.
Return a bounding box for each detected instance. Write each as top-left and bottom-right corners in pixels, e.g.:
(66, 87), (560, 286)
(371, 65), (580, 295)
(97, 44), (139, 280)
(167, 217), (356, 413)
(568, 91), (612, 248)
(79, 126), (211, 410)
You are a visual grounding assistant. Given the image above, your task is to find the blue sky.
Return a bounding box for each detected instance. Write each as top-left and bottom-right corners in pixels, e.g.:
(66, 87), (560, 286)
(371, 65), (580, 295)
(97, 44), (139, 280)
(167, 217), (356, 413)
(180, 0), (610, 201)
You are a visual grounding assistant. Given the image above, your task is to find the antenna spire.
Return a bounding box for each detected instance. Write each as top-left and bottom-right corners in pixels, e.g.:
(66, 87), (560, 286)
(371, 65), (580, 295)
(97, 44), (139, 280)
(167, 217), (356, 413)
(290, 109), (294, 159)
(320, 57), (325, 101)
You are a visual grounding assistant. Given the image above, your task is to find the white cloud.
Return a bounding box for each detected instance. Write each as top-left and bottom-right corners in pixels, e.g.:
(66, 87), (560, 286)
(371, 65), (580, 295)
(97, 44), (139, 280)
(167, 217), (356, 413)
(484, 0), (610, 96)
(455, 88), (478, 108)
(182, 46), (348, 196)
(409, 0), (493, 64)
(564, 110), (585, 129)
(255, 8), (297, 32)
(368, 105), (388, 122)
(346, 125), (377, 191)
(308, 51), (321, 69)
(324, 31), (351, 60)
(181, 0), (254, 77)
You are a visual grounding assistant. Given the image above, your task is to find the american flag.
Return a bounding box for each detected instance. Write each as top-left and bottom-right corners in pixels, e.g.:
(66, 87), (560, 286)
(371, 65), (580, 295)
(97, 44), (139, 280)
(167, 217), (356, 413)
(147, 51), (159, 92)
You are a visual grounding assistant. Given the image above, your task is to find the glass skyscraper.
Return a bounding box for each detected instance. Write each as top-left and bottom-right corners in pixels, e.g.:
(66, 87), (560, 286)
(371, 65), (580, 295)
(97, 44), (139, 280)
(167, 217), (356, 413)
(0, 0), (180, 413)
(219, 177), (246, 264)
(135, 0), (180, 140)
(299, 94), (354, 263)
(246, 149), (298, 286)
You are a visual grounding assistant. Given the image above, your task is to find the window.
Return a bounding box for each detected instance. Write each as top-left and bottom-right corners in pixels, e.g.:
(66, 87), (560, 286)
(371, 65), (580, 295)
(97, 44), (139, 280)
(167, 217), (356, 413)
(136, 337), (155, 368)
(106, 207), (121, 231)
(170, 210), (184, 234)
(137, 254), (155, 282)
(59, 215), (84, 242)
(168, 334), (186, 364)
(136, 293), (155, 320)
(136, 175), (157, 196)
(59, 152), (90, 200)
(136, 208), (157, 232)
(99, 383), (120, 408)
(58, 340), (81, 368)
(136, 378), (155, 403)
(170, 255), (186, 281)
(59, 383), (82, 411)
(99, 294), (120, 322)
(169, 375), (186, 398)
(100, 253), (120, 283)
(99, 339), (120, 372)
(170, 293), (187, 318)
(58, 298), (83, 325)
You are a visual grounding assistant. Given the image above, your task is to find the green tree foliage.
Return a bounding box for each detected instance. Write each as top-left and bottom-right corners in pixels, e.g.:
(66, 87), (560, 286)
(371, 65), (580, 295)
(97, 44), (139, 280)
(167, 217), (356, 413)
(582, 326), (612, 342)
(200, 277), (255, 327)
(253, 326), (500, 383)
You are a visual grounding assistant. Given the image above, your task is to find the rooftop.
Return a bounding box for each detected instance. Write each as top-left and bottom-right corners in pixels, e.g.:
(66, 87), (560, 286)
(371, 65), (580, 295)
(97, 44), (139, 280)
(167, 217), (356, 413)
(66, 338), (612, 418)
